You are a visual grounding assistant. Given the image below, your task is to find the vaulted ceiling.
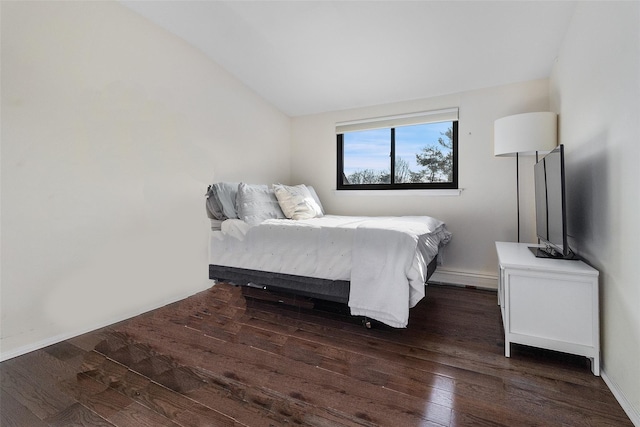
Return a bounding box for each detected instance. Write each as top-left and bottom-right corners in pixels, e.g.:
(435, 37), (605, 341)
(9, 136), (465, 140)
(122, 1), (576, 117)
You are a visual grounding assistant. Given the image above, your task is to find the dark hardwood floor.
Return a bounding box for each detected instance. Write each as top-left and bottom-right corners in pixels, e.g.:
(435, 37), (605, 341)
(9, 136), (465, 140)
(0, 283), (632, 426)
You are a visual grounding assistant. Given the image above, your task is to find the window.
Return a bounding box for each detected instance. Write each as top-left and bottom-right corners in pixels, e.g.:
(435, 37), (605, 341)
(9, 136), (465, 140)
(337, 109), (458, 190)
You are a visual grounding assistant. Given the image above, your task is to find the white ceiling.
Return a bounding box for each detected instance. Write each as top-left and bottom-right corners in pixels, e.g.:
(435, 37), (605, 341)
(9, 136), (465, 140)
(121, 1), (576, 117)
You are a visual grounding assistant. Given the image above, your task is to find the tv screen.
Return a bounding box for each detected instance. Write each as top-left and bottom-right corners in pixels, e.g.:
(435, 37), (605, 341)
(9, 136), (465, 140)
(532, 144), (576, 259)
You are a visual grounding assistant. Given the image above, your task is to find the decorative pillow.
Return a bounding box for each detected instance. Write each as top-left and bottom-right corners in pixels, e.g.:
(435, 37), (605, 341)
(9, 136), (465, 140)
(213, 182), (240, 219)
(306, 186), (325, 215)
(205, 185), (227, 220)
(273, 184), (324, 220)
(236, 183), (285, 225)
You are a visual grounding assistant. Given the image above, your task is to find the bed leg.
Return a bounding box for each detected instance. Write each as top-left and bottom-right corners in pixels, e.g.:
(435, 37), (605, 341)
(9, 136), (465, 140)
(362, 318), (372, 329)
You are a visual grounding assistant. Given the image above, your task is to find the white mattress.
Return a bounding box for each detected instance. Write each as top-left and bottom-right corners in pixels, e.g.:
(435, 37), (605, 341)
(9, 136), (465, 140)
(209, 215), (451, 327)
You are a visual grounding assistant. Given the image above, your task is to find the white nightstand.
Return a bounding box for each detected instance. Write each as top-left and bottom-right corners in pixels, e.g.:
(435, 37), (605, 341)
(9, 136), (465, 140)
(495, 241), (600, 375)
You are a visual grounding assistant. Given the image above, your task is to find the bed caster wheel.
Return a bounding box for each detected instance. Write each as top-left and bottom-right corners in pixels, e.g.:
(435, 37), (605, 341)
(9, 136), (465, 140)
(362, 319), (372, 329)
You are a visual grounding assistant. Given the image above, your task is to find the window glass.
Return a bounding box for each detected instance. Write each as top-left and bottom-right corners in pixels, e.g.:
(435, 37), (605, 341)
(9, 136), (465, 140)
(338, 120), (458, 190)
(343, 128), (390, 184)
(395, 122), (453, 183)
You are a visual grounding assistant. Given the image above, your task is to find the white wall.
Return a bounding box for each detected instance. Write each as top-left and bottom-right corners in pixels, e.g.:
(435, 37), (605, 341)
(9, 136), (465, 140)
(291, 80), (550, 287)
(0, 1), (290, 359)
(549, 2), (640, 423)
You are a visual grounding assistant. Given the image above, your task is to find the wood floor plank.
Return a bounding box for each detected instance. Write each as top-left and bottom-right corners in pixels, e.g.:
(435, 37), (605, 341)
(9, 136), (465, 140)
(241, 288), (601, 390)
(12, 346), (82, 384)
(44, 402), (115, 427)
(111, 317), (454, 426)
(0, 388), (49, 427)
(0, 357), (77, 420)
(66, 329), (111, 352)
(0, 282), (632, 426)
(207, 309), (583, 426)
(110, 312), (447, 426)
(63, 347), (231, 427)
(109, 286), (632, 426)
(62, 372), (135, 420)
(107, 401), (182, 427)
(226, 297), (563, 410)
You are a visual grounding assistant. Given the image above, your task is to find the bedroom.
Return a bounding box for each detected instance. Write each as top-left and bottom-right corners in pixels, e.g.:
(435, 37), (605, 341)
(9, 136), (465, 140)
(1, 0), (638, 425)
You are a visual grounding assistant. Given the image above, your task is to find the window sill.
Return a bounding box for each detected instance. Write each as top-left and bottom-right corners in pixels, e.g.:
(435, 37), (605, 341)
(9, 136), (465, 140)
(333, 189), (462, 197)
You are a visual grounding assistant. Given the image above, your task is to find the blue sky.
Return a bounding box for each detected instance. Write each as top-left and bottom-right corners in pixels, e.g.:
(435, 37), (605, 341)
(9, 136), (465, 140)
(343, 122), (452, 176)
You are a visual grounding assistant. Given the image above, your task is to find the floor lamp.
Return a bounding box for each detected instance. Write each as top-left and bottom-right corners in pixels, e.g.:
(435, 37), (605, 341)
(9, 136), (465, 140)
(494, 112), (557, 242)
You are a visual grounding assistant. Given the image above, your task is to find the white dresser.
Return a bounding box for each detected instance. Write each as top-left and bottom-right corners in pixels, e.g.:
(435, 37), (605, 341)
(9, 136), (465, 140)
(495, 241), (600, 375)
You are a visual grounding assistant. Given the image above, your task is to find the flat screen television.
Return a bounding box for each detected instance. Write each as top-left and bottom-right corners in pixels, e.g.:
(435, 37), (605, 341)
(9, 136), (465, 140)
(531, 144), (577, 260)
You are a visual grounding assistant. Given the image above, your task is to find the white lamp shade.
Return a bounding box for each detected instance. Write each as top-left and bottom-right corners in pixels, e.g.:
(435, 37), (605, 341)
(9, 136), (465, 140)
(494, 112), (558, 157)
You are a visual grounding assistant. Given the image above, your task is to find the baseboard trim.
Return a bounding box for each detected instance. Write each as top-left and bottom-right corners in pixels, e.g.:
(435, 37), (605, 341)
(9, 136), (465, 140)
(602, 369), (640, 426)
(429, 269), (498, 290)
(0, 283), (212, 363)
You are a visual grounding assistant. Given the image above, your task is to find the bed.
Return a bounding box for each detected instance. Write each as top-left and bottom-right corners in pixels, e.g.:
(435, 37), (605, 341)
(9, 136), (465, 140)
(206, 182), (452, 328)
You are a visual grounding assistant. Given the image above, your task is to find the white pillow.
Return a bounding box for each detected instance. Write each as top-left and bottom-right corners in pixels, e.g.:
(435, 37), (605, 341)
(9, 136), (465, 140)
(306, 185), (325, 215)
(213, 182), (240, 219)
(273, 184), (324, 220)
(236, 183), (285, 225)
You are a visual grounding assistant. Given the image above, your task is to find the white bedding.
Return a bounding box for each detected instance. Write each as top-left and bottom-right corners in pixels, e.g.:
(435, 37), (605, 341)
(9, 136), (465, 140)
(209, 215), (451, 327)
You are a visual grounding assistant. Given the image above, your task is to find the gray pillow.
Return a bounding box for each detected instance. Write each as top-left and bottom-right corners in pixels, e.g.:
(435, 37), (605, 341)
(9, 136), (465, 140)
(213, 182), (240, 219)
(236, 183), (285, 225)
(205, 185), (227, 220)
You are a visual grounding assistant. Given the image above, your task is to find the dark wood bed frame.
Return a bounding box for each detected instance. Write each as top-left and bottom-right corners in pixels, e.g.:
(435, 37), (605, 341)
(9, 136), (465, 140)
(208, 256), (439, 305)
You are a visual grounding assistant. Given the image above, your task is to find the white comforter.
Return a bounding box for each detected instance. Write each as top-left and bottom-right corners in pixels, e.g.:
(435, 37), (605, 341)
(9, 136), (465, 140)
(209, 215), (451, 327)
